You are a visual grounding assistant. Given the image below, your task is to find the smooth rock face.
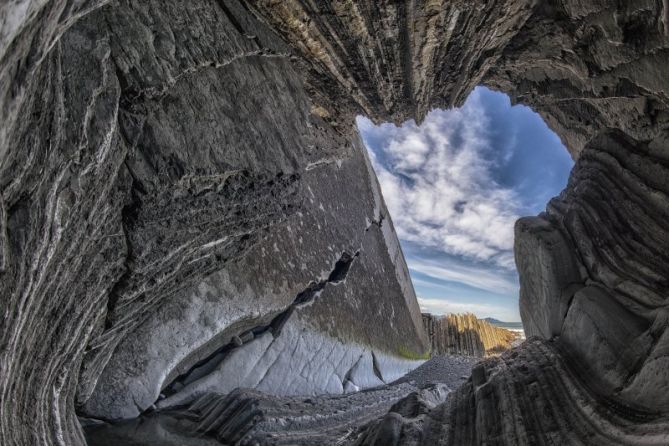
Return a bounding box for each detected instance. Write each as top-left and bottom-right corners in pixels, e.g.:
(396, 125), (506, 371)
(515, 215), (582, 339)
(79, 103), (428, 420)
(153, 315), (424, 412)
(421, 313), (519, 357)
(2, 1), (669, 445)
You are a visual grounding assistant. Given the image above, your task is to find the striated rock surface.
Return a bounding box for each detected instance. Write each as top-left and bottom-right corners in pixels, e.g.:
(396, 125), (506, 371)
(248, 0), (669, 444)
(83, 355), (477, 446)
(421, 313), (519, 357)
(1, 1), (430, 443)
(354, 338), (669, 446)
(2, 0), (669, 445)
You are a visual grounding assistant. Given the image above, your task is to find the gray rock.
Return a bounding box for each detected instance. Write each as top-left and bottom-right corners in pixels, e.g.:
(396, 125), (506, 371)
(2, 0), (669, 444)
(356, 339), (669, 445)
(515, 214), (584, 339)
(83, 356), (471, 446)
(239, 331), (254, 343)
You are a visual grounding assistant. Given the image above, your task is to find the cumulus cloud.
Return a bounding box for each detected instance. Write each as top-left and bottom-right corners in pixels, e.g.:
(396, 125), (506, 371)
(357, 89), (521, 269)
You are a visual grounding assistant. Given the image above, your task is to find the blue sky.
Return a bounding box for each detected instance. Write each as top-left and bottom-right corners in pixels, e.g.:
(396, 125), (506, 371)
(357, 86), (573, 322)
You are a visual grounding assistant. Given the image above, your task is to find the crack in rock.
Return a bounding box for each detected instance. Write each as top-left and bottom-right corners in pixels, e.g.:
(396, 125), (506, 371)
(159, 250), (360, 401)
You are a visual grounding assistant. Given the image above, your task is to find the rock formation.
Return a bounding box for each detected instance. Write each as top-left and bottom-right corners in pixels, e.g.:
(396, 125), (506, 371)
(355, 338), (669, 446)
(0, 1), (430, 443)
(1, 0), (669, 445)
(422, 313), (519, 357)
(83, 355), (478, 446)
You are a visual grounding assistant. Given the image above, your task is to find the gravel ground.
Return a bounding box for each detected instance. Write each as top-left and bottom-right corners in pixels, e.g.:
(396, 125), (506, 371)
(395, 354), (481, 388)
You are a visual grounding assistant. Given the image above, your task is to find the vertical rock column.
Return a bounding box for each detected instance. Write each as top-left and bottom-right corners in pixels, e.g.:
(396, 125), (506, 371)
(421, 313), (518, 357)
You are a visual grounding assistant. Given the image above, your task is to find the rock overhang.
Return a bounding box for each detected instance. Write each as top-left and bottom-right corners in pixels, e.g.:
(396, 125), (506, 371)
(1, 0), (669, 445)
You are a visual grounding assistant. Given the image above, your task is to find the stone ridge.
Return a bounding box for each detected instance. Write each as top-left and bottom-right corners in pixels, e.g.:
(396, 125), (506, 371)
(421, 313), (519, 357)
(242, 0), (535, 125)
(82, 355), (478, 446)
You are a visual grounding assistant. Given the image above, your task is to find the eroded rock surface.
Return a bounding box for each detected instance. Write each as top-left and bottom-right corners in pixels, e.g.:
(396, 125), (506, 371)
(83, 355), (477, 446)
(355, 339), (669, 446)
(422, 313), (519, 357)
(1, 0), (669, 445)
(1, 1), (429, 443)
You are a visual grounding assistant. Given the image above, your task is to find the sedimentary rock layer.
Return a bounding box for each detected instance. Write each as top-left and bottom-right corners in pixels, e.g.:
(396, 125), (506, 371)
(355, 339), (669, 446)
(1, 1), (430, 443)
(245, 0), (669, 444)
(85, 383), (429, 445)
(1, 0), (669, 445)
(421, 313), (518, 357)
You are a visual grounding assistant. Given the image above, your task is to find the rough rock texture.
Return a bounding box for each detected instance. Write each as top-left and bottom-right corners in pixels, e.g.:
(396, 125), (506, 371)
(245, 0), (669, 444)
(83, 355), (477, 446)
(85, 385), (429, 446)
(0, 1), (430, 444)
(2, 0), (669, 445)
(421, 313), (519, 357)
(354, 339), (669, 446)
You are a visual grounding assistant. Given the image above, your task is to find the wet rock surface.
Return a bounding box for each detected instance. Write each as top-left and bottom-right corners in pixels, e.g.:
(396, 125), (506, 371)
(2, 0), (669, 445)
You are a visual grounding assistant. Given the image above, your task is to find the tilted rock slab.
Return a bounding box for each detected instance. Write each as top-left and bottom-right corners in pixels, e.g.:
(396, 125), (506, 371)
(0, 1), (429, 443)
(83, 381), (433, 445)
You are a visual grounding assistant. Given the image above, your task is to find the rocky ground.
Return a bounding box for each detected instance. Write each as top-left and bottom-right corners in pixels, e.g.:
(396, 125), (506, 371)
(83, 355), (479, 446)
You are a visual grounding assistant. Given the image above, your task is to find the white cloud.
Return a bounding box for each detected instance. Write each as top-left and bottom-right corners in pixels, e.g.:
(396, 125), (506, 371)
(408, 257), (517, 295)
(417, 297), (503, 318)
(357, 89), (521, 269)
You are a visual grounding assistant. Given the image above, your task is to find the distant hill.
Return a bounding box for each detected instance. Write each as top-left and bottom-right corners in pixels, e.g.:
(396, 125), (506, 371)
(484, 318), (524, 330)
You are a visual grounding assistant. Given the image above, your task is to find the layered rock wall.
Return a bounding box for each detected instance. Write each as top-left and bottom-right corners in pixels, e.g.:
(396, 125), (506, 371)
(421, 313), (518, 357)
(355, 339), (669, 446)
(2, 0), (669, 445)
(0, 1), (430, 443)
(246, 0), (669, 443)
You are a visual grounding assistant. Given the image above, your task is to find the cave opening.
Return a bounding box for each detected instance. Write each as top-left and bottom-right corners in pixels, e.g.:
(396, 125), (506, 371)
(357, 86), (574, 328)
(5, 0), (669, 443)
